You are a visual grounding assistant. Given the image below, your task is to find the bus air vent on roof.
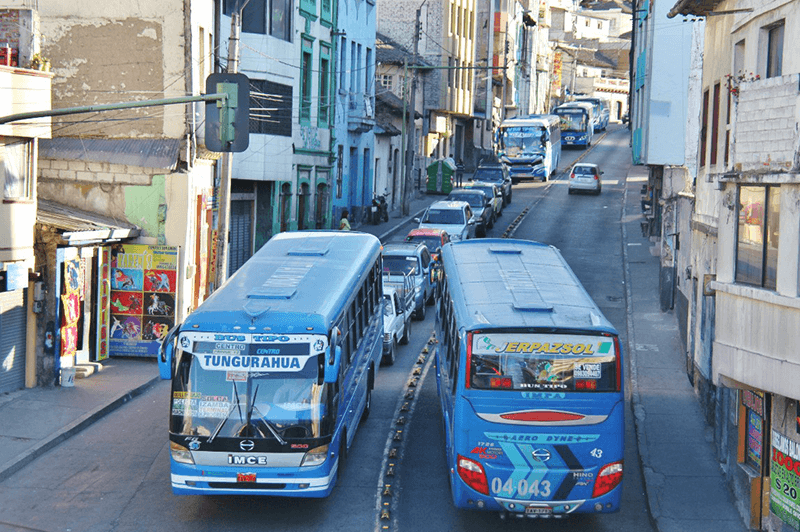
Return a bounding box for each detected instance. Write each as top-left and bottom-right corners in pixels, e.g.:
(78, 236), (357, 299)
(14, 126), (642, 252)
(286, 240), (332, 256)
(512, 302), (554, 312)
(489, 247), (522, 254)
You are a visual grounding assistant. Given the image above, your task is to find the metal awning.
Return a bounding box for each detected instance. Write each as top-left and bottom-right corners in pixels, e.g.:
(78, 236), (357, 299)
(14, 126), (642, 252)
(38, 137), (181, 170)
(37, 199), (140, 245)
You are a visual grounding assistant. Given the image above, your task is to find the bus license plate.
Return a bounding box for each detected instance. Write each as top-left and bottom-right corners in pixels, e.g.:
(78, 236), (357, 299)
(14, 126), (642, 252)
(237, 472), (256, 483)
(525, 506), (552, 516)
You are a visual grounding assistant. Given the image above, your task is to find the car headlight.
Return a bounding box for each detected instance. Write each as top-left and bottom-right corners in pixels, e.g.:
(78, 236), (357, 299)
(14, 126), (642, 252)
(301, 444), (329, 467)
(170, 441), (195, 465)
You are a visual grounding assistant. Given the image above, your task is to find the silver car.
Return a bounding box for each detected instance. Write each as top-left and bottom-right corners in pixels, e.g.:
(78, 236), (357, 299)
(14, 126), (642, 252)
(568, 163), (603, 195)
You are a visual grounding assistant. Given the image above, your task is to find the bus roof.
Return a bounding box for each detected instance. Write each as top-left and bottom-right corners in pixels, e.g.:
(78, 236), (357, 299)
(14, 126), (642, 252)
(499, 115), (560, 129)
(555, 101), (593, 113)
(183, 231), (382, 334)
(441, 239), (616, 334)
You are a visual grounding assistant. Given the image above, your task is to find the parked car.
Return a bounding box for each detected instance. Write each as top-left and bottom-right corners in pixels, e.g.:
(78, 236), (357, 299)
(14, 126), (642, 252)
(464, 181), (503, 219)
(381, 283), (413, 365)
(472, 163), (512, 205)
(446, 189), (492, 236)
(415, 200), (477, 242)
(405, 228), (451, 263)
(568, 163), (603, 195)
(381, 242), (436, 320)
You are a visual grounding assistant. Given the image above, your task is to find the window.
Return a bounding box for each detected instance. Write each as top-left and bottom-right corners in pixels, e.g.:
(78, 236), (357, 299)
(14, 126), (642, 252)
(736, 185), (780, 289)
(1, 138), (33, 200)
(300, 39), (313, 123)
(365, 47), (373, 96)
(377, 74), (393, 92)
(249, 79), (293, 136)
(224, 0), (266, 34)
(319, 44), (331, 126)
(766, 21), (784, 78)
(270, 0), (292, 41)
(300, 0), (315, 18)
(340, 37), (347, 90)
(699, 89), (709, 168)
(710, 83), (720, 165)
(321, 0), (332, 24)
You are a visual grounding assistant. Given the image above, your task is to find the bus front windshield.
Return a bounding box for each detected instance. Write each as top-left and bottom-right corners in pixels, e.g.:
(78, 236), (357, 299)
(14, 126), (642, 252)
(469, 332), (618, 392)
(170, 345), (333, 442)
(556, 111), (587, 132)
(500, 127), (546, 157)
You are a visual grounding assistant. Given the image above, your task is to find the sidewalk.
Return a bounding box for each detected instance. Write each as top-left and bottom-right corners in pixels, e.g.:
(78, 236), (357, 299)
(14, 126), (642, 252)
(622, 166), (747, 531)
(0, 357), (160, 482)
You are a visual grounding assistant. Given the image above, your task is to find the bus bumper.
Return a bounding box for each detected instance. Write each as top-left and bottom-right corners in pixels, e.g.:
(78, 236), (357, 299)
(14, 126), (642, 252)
(169, 458), (339, 498)
(452, 485), (622, 517)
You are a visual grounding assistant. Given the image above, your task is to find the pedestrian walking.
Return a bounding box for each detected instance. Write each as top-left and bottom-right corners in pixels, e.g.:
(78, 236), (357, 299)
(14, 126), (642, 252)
(339, 209), (351, 231)
(456, 159), (464, 187)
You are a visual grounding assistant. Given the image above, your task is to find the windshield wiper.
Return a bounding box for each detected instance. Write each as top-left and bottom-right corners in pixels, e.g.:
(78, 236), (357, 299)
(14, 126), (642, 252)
(207, 386), (243, 444)
(251, 404), (288, 445)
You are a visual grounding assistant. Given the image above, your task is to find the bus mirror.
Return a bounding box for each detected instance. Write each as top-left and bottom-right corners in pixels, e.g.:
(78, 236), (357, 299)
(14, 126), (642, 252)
(324, 346), (342, 383)
(158, 341), (174, 380)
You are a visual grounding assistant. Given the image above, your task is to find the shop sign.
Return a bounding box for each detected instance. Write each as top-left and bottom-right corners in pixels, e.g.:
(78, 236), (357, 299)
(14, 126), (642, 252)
(771, 430), (800, 531)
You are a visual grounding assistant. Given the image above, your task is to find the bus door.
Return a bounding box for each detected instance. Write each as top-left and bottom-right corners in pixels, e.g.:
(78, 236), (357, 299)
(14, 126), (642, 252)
(455, 330), (624, 515)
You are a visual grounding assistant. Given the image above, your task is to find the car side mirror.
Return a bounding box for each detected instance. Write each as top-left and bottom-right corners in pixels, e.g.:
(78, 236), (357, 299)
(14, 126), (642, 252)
(413, 217), (421, 223)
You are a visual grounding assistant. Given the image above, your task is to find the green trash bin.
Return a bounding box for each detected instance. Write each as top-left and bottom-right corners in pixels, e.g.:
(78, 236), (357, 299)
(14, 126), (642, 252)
(426, 158), (456, 195)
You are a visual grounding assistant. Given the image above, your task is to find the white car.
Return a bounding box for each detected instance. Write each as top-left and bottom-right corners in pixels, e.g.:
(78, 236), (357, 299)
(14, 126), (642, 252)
(415, 200), (477, 242)
(568, 163), (603, 195)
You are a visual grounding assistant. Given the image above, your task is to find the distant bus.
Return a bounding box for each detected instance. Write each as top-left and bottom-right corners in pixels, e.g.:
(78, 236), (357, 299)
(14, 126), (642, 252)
(553, 102), (595, 148)
(496, 115), (562, 182)
(574, 97), (610, 131)
(434, 239), (625, 519)
(158, 231), (383, 497)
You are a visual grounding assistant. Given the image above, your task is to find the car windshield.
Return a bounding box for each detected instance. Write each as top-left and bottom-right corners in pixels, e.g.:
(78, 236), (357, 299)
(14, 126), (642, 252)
(406, 235), (442, 253)
(423, 208), (465, 225)
(383, 255), (419, 275)
(471, 186), (494, 199)
(473, 168), (504, 183)
(573, 166), (596, 176)
(447, 193), (484, 208)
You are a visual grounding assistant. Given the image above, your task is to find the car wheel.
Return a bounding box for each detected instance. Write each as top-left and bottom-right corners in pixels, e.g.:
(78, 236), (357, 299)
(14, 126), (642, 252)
(487, 214), (494, 229)
(568, 188), (574, 195)
(507, 191), (512, 204)
(382, 339), (396, 366)
(400, 319), (411, 344)
(414, 299), (426, 320)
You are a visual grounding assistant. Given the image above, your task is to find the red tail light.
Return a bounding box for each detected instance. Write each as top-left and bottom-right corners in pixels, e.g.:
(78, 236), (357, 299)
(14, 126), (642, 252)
(570, 173), (575, 179)
(592, 460), (623, 498)
(594, 173), (599, 180)
(457, 454), (489, 495)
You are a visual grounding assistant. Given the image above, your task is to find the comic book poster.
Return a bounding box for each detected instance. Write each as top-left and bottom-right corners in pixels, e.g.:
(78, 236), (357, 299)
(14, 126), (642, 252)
(99, 244), (179, 357)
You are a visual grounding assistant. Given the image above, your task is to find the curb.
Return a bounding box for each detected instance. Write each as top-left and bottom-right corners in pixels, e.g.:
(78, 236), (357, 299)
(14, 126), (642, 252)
(0, 375), (162, 483)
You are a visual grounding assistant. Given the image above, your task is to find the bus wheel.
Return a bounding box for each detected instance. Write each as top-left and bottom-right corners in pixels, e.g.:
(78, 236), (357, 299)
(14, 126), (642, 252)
(400, 319), (411, 345)
(361, 383), (372, 421)
(382, 339), (396, 366)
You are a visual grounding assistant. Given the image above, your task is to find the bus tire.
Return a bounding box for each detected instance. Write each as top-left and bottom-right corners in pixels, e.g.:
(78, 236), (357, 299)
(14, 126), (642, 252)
(382, 339), (396, 366)
(361, 373), (373, 421)
(400, 319), (411, 344)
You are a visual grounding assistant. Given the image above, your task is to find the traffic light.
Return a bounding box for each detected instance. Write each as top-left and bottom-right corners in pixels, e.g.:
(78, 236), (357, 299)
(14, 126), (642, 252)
(205, 73), (250, 153)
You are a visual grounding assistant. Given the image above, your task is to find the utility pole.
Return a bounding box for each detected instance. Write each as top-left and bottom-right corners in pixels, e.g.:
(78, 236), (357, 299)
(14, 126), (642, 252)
(214, 2), (247, 290)
(402, 9), (421, 216)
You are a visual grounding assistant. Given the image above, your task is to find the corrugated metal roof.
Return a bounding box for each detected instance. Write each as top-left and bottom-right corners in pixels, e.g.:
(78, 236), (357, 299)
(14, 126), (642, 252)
(376, 33), (431, 67)
(37, 199), (140, 243)
(667, 0), (723, 18)
(39, 137), (181, 170)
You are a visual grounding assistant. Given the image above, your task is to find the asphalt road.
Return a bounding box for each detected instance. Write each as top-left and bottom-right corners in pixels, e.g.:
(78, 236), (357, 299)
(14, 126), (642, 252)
(0, 126), (654, 532)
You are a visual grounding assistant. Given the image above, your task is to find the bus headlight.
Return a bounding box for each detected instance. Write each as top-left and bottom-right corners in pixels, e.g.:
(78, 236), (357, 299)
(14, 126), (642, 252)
(170, 441), (195, 465)
(301, 444), (329, 467)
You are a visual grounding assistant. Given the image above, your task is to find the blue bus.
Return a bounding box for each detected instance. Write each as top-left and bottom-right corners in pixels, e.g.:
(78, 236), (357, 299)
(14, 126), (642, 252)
(434, 239), (624, 519)
(553, 102), (595, 148)
(496, 115), (562, 182)
(575, 97), (610, 132)
(158, 231), (383, 497)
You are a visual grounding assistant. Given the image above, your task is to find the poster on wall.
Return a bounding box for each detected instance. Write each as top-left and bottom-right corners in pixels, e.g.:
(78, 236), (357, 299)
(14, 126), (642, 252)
(97, 244), (179, 358)
(770, 430), (800, 531)
(60, 257), (82, 360)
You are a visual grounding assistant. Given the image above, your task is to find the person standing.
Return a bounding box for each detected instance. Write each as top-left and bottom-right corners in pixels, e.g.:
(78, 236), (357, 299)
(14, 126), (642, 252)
(456, 159), (465, 187)
(339, 209), (351, 231)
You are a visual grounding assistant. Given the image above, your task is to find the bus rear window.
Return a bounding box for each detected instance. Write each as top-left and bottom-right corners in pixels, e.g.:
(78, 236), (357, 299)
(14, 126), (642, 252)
(469, 332), (618, 392)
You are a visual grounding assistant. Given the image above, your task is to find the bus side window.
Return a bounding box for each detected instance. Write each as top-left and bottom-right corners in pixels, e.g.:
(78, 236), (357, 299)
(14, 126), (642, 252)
(343, 305), (354, 365)
(355, 286), (365, 345)
(451, 335), (460, 394)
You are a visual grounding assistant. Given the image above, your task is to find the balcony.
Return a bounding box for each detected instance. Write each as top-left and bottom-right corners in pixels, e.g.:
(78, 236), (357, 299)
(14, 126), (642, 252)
(348, 93), (375, 134)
